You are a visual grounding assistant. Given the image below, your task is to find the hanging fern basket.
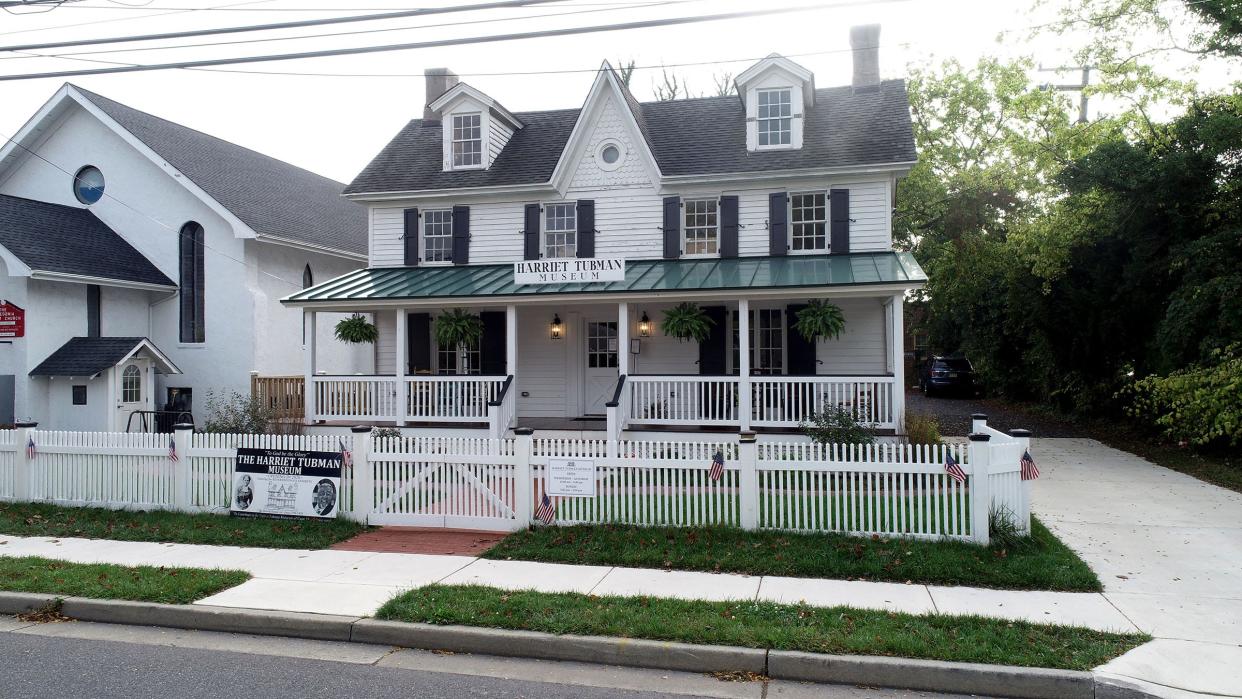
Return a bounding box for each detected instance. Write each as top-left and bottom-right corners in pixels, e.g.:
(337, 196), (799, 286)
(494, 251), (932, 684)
(660, 302), (714, 343)
(334, 314), (378, 344)
(793, 299), (847, 343)
(434, 308), (484, 349)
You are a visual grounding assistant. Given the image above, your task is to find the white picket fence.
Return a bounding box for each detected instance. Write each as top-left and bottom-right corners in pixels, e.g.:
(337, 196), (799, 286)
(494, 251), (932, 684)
(0, 416), (1032, 545)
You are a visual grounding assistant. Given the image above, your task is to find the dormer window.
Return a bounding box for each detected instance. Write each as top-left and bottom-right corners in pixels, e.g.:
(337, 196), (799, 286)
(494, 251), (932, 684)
(451, 113), (482, 168)
(757, 88), (793, 147)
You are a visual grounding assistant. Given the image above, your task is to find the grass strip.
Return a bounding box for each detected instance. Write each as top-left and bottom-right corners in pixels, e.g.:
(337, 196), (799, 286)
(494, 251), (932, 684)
(0, 502), (366, 550)
(0, 555), (249, 604)
(483, 517), (1100, 592)
(377, 585), (1146, 671)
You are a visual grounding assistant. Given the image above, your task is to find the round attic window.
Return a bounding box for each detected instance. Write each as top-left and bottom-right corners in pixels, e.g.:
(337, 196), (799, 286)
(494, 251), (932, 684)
(595, 140), (626, 171)
(74, 166), (105, 205)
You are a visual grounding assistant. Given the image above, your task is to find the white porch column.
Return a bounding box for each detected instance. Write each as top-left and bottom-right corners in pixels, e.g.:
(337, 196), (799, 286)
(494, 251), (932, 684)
(394, 309), (407, 426)
(617, 302), (629, 376)
(302, 309), (316, 424)
(738, 298), (751, 430)
(888, 293), (906, 433)
(505, 305), (517, 377)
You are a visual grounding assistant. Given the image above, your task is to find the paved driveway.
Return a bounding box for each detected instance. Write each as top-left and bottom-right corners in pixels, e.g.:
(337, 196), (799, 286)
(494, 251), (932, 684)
(1033, 437), (1242, 697)
(905, 391), (1084, 437)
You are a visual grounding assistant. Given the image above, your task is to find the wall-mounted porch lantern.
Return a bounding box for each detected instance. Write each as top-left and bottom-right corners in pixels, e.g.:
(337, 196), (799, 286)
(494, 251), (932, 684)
(638, 311), (652, 338)
(550, 313), (563, 340)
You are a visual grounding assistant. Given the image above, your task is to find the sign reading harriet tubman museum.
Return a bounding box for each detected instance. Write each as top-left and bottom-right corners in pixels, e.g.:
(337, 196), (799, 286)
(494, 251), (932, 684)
(514, 257), (625, 285)
(231, 448), (342, 520)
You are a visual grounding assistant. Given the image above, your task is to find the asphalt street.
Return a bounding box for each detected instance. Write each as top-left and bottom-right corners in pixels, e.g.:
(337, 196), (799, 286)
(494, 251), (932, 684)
(0, 618), (984, 699)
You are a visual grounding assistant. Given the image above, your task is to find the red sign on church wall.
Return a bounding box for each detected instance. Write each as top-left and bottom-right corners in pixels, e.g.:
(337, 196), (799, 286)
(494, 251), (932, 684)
(0, 302), (25, 339)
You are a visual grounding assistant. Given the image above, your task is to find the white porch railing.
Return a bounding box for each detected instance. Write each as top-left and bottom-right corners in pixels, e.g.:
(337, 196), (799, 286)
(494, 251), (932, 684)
(627, 375), (740, 426)
(751, 375), (896, 429)
(406, 376), (507, 422)
(488, 376), (516, 438)
(312, 376), (399, 422)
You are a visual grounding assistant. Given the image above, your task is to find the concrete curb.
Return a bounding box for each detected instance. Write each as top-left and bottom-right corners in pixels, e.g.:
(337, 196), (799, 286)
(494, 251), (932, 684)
(0, 593), (1163, 699)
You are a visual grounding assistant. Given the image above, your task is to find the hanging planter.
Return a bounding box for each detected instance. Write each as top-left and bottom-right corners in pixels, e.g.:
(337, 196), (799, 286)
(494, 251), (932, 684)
(334, 314), (378, 344)
(660, 302), (714, 343)
(434, 308), (484, 349)
(793, 299), (847, 343)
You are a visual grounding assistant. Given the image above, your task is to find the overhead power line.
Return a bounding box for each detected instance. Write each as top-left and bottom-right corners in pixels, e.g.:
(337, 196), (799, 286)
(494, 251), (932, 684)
(0, 0), (568, 52)
(0, 0), (907, 81)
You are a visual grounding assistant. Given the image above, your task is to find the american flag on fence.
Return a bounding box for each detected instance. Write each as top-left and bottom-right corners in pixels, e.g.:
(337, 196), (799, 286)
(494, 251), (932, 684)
(709, 450), (725, 482)
(536, 492), (556, 524)
(944, 450), (967, 483)
(167, 436), (179, 462)
(339, 439), (353, 469)
(25, 436), (36, 460)
(1020, 450), (1040, 481)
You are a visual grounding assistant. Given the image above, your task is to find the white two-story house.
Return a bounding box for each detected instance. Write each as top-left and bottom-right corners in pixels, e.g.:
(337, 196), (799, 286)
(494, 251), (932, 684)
(285, 25), (925, 438)
(0, 85), (371, 431)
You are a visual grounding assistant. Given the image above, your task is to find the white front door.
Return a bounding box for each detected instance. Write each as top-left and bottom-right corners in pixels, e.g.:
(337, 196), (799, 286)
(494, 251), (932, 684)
(115, 359), (152, 431)
(582, 319), (618, 416)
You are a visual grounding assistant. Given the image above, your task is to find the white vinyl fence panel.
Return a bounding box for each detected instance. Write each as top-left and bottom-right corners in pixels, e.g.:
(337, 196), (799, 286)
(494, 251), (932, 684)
(29, 431), (177, 509)
(0, 430), (16, 499)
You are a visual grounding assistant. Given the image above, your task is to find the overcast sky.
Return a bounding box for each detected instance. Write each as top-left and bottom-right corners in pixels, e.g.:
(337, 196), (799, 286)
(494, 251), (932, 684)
(0, 0), (1234, 183)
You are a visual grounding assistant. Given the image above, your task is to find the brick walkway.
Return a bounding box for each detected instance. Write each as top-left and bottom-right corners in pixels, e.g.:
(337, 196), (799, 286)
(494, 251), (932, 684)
(329, 526), (507, 556)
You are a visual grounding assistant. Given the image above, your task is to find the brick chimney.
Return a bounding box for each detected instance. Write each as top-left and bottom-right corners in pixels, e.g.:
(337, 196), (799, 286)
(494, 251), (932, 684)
(850, 25), (881, 92)
(423, 67), (459, 121)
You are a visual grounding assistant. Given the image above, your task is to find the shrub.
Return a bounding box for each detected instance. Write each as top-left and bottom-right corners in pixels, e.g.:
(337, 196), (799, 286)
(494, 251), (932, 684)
(202, 391), (277, 434)
(371, 427), (402, 441)
(1125, 344), (1242, 448)
(904, 411), (942, 446)
(802, 406), (875, 446)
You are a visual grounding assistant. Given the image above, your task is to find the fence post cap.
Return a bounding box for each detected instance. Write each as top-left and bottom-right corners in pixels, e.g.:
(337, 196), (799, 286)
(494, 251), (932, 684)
(1008, 428), (1032, 438)
(514, 427), (534, 436)
(967, 432), (991, 442)
(970, 413), (988, 421)
(14, 421), (37, 428)
(738, 431), (757, 443)
(173, 423), (194, 431)
(351, 425), (374, 433)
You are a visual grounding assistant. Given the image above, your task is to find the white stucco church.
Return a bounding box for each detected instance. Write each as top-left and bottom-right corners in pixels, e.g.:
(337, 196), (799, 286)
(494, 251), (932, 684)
(0, 84), (371, 431)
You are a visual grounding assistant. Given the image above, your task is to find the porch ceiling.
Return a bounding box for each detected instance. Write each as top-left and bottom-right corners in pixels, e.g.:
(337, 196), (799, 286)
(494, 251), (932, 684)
(282, 252), (926, 306)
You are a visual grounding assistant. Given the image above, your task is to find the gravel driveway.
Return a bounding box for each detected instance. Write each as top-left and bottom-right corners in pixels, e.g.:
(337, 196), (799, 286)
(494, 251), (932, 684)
(904, 390), (1083, 438)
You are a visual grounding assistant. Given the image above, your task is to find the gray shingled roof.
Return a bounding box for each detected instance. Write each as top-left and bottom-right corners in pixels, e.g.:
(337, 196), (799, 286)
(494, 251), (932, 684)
(74, 86), (367, 256)
(30, 337), (149, 376)
(345, 79), (915, 195)
(0, 194), (174, 287)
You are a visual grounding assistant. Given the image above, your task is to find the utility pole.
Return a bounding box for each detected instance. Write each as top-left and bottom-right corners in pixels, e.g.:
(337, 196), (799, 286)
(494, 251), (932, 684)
(1038, 65), (1093, 124)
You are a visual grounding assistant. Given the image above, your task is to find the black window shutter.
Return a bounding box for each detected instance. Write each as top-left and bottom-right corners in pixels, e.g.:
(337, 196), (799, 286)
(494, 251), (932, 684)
(408, 313), (432, 374)
(662, 196), (681, 259)
(403, 208), (419, 266)
(830, 188), (850, 255)
(451, 205), (470, 265)
(719, 195), (739, 258)
(523, 203), (541, 260)
(576, 199), (595, 258)
(86, 284), (100, 338)
(698, 306), (727, 375)
(769, 192), (788, 256)
(786, 304), (816, 375)
(479, 311), (507, 375)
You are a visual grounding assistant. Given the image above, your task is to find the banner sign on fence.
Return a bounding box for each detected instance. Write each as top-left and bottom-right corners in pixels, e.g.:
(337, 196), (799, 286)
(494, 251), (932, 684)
(546, 458), (596, 497)
(231, 447), (342, 520)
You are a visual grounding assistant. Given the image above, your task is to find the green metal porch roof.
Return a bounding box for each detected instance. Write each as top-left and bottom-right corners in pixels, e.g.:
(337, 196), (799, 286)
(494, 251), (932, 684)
(282, 252), (926, 305)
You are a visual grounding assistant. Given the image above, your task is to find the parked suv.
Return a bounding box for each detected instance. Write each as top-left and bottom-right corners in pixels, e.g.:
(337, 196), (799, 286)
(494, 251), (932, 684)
(920, 356), (977, 397)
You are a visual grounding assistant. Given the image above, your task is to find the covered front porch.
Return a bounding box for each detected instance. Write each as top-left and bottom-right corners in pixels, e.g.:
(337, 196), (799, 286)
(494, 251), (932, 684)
(283, 253), (925, 437)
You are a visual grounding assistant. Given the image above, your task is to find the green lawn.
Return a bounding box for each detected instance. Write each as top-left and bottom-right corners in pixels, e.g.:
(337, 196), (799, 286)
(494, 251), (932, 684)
(483, 517), (1100, 591)
(0, 502), (366, 549)
(377, 585), (1145, 671)
(0, 556), (249, 604)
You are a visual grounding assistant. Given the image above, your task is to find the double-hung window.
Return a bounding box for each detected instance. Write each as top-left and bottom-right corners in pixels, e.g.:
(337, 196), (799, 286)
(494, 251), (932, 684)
(683, 198), (719, 256)
(544, 203), (576, 258)
(757, 88), (792, 147)
(422, 209), (453, 262)
(451, 113), (482, 168)
(730, 309), (785, 375)
(436, 337), (480, 375)
(790, 192), (827, 251)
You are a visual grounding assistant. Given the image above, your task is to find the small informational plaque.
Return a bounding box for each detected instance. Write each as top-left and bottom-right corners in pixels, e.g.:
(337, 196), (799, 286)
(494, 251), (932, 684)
(0, 301), (24, 339)
(546, 458), (596, 497)
(231, 448), (342, 519)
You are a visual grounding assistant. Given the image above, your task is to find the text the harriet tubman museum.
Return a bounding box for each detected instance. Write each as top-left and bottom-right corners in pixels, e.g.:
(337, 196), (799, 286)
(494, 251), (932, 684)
(514, 257), (626, 284)
(236, 452), (336, 475)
